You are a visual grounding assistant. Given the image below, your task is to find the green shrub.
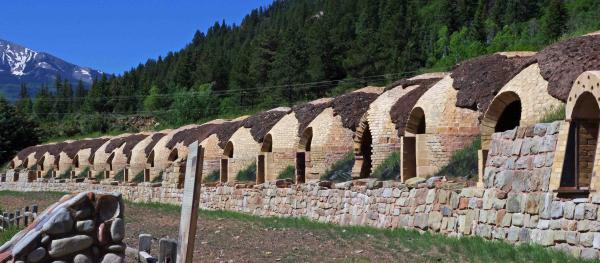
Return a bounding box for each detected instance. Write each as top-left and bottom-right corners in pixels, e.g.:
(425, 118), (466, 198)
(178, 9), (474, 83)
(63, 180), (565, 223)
(132, 171), (144, 183)
(151, 171), (163, 183)
(43, 168), (54, 179)
(77, 166), (90, 178)
(95, 171), (105, 181)
(539, 105), (565, 123)
(114, 170), (125, 181)
(204, 170), (220, 183)
(58, 167), (72, 179)
(433, 136), (480, 180)
(0, 225), (21, 245)
(277, 165), (296, 183)
(371, 152), (400, 181)
(236, 162), (257, 182)
(321, 153), (354, 182)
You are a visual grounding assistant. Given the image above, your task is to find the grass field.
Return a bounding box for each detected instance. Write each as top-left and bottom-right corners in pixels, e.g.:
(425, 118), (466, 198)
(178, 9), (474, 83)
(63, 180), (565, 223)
(0, 191), (595, 262)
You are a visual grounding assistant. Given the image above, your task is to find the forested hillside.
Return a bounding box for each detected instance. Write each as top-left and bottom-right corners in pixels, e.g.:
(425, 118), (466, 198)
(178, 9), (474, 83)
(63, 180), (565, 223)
(8, 0), (600, 143)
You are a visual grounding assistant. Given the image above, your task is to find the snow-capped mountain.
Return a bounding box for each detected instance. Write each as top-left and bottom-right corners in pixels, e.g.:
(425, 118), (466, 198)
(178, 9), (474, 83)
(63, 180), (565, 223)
(0, 38), (103, 100)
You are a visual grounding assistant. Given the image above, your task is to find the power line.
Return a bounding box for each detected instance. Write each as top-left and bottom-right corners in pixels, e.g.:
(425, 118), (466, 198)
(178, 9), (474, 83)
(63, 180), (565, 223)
(18, 70), (422, 102)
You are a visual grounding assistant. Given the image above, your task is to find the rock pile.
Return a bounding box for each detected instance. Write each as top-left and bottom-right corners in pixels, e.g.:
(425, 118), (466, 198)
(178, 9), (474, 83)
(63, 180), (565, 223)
(0, 192), (126, 263)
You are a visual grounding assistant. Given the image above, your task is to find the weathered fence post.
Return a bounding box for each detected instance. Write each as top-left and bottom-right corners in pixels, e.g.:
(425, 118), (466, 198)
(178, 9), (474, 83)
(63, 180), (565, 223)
(176, 141), (203, 263)
(15, 210), (20, 227)
(2, 212), (7, 229)
(24, 206), (29, 226)
(159, 238), (177, 263)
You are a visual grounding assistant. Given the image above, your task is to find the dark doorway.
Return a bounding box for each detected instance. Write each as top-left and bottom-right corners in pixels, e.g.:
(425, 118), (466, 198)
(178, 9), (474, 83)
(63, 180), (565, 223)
(560, 92), (599, 194)
(297, 128), (313, 183)
(358, 124), (373, 178)
(402, 137), (417, 181)
(296, 152), (306, 183)
(495, 100), (522, 132)
(220, 159), (228, 183)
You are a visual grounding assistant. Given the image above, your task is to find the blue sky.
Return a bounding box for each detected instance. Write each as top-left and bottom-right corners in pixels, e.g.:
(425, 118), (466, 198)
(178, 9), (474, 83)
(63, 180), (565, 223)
(0, 0), (274, 74)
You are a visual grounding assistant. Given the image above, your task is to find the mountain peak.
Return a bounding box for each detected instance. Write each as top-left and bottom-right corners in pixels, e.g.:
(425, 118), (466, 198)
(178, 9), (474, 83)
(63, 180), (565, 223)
(0, 38), (103, 100)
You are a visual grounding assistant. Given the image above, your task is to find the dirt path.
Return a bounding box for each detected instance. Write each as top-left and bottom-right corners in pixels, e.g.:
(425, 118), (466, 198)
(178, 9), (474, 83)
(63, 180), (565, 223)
(0, 191), (584, 263)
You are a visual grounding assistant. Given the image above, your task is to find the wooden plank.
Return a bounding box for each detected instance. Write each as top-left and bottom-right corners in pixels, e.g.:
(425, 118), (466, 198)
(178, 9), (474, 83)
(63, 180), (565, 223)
(176, 141), (204, 263)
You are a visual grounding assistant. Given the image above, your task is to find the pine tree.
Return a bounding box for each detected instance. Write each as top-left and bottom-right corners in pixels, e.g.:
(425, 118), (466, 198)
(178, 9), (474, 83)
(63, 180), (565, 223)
(15, 83), (32, 115)
(541, 0), (568, 41)
(33, 83), (53, 121)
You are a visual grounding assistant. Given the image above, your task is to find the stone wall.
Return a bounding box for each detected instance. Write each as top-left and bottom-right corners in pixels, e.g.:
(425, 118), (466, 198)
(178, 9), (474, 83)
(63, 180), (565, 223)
(0, 191), (126, 263)
(3, 179), (600, 259)
(483, 122), (561, 192)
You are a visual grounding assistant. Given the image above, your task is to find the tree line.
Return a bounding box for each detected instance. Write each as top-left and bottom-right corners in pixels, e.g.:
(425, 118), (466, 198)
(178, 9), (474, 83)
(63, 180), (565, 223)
(4, 0), (599, 164)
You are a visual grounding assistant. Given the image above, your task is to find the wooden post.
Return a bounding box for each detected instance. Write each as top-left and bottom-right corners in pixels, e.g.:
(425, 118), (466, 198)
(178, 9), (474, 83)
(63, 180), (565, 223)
(176, 141), (203, 263)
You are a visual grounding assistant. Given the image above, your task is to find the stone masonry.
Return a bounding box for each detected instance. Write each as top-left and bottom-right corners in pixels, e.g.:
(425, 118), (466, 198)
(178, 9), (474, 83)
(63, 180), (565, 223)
(0, 191), (126, 263)
(483, 122), (561, 192)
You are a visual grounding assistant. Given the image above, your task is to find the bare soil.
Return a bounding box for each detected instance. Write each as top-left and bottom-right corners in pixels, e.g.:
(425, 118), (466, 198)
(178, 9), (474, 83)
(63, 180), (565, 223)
(0, 192), (450, 262)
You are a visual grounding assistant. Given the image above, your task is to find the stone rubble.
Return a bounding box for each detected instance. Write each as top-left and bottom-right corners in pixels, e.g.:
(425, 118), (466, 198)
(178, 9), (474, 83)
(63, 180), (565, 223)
(0, 192), (126, 263)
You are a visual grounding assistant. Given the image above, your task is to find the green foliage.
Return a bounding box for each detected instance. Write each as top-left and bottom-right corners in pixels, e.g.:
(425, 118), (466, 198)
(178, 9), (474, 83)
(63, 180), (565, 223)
(371, 152), (400, 181)
(132, 171), (145, 183)
(204, 170), (220, 183)
(541, 0), (569, 41)
(114, 170), (125, 181)
(58, 167), (72, 179)
(321, 153), (354, 182)
(539, 105), (566, 123)
(95, 171), (105, 181)
(433, 137), (481, 180)
(77, 166), (90, 179)
(151, 171), (164, 183)
(0, 95), (41, 165)
(236, 162), (257, 182)
(0, 225), (21, 245)
(277, 165), (296, 183)
(43, 168), (54, 179)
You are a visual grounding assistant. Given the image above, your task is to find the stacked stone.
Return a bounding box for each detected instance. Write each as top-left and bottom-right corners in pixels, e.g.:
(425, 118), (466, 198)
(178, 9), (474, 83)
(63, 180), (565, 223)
(0, 192), (126, 263)
(484, 121), (561, 192)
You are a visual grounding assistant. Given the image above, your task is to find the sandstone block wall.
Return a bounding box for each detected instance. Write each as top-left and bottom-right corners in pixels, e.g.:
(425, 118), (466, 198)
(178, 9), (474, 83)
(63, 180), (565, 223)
(353, 85), (416, 176)
(409, 76), (480, 178)
(200, 134), (224, 180)
(226, 127), (260, 183)
(0, 191), (126, 263)
(263, 113), (300, 181)
(304, 108), (354, 181)
(72, 148), (93, 178)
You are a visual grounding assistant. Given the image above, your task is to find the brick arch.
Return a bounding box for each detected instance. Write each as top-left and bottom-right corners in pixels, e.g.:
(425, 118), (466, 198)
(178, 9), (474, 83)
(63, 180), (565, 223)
(298, 127), (313, 152)
(261, 134), (273, 153)
(168, 148), (179, 162)
(566, 71), (600, 121)
(550, 71), (600, 194)
(480, 91), (522, 150)
(352, 113), (373, 178)
(106, 152), (116, 171)
(223, 141), (234, 158)
(405, 107), (426, 135)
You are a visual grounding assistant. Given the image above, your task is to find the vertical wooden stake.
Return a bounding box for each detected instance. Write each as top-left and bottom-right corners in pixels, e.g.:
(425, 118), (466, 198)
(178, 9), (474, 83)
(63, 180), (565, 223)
(177, 141), (203, 263)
